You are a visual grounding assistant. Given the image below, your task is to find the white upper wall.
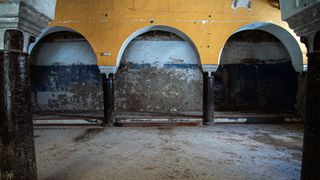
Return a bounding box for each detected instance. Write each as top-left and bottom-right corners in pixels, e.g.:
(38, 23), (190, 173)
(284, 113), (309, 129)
(232, 23), (304, 72)
(221, 42), (290, 65)
(122, 40), (198, 67)
(32, 41), (97, 66)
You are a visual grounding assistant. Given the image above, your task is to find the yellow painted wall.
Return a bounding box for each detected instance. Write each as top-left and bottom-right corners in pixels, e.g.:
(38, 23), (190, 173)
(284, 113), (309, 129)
(50, 0), (307, 66)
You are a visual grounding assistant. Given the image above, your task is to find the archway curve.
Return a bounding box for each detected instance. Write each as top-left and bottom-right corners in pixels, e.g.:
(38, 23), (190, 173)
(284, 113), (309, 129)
(28, 26), (96, 62)
(218, 22), (303, 72)
(29, 26), (103, 112)
(116, 25), (202, 71)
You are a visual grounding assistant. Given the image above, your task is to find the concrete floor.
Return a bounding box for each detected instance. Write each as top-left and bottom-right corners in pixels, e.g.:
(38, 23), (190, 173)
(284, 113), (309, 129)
(35, 124), (303, 180)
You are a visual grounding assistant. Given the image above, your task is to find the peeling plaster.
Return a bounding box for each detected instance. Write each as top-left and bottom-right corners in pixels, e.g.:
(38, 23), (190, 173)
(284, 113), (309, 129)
(30, 32), (102, 112)
(115, 33), (203, 115)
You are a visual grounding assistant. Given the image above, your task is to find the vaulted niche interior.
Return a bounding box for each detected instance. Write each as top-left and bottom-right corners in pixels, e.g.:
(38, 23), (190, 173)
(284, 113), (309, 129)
(30, 31), (102, 113)
(114, 30), (203, 117)
(215, 30), (298, 113)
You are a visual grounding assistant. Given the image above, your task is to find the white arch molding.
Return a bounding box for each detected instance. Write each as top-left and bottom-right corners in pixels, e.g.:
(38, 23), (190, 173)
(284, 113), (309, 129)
(28, 26), (79, 53)
(218, 22), (304, 72)
(115, 25), (202, 71)
(28, 26), (97, 65)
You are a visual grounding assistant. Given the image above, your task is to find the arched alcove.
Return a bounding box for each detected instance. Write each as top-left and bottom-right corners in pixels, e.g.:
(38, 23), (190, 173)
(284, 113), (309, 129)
(114, 26), (203, 116)
(116, 25), (202, 70)
(215, 29), (299, 113)
(219, 22), (304, 72)
(30, 28), (103, 112)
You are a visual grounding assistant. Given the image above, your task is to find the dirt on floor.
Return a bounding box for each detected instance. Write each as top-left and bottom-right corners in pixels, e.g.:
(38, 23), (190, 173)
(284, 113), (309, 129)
(34, 124), (303, 180)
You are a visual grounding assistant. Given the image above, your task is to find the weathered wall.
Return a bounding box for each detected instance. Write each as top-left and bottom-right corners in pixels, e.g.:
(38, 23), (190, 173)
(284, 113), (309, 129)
(27, 0), (307, 115)
(30, 32), (103, 112)
(48, 0), (307, 68)
(114, 32), (202, 115)
(215, 30), (299, 112)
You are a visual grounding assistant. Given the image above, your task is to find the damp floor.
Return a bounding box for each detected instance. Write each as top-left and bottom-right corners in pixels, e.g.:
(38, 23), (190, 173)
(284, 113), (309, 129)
(34, 124), (303, 180)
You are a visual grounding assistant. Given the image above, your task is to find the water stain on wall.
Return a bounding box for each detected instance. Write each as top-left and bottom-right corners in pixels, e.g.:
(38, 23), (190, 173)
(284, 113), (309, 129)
(114, 31), (203, 115)
(30, 31), (103, 112)
(215, 30), (299, 113)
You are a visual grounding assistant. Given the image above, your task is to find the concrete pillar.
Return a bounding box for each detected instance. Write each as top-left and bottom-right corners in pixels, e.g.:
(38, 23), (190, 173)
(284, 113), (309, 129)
(0, 30), (36, 180)
(107, 73), (114, 123)
(301, 51), (320, 179)
(0, 1), (56, 179)
(278, 1), (320, 178)
(203, 72), (214, 124)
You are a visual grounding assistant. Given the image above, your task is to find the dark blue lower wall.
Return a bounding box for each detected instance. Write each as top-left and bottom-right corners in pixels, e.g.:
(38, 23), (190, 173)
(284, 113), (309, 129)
(214, 62), (298, 112)
(30, 65), (103, 112)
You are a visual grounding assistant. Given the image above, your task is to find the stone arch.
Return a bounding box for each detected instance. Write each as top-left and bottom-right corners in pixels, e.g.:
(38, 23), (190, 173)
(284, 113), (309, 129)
(116, 25), (202, 70)
(218, 22), (303, 72)
(214, 23), (300, 113)
(29, 26), (89, 53)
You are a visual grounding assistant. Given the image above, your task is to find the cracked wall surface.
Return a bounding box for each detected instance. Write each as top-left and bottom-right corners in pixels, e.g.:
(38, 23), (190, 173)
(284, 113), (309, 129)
(114, 32), (203, 115)
(48, 0), (306, 67)
(30, 32), (103, 112)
